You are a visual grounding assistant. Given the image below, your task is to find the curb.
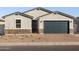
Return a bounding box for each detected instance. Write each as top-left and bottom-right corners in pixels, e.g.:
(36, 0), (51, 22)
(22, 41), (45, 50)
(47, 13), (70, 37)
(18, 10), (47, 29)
(0, 42), (79, 46)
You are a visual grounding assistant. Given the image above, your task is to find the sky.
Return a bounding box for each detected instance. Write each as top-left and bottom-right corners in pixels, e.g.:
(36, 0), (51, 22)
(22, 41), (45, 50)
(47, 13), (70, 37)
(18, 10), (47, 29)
(0, 7), (79, 17)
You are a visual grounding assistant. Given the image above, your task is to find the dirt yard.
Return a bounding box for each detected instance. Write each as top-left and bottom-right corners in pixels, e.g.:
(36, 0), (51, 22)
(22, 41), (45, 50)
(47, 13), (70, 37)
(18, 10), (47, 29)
(0, 34), (79, 43)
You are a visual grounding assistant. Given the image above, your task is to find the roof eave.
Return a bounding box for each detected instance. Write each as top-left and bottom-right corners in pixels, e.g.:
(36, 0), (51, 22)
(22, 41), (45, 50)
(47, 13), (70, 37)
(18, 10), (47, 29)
(2, 12), (33, 19)
(54, 11), (75, 19)
(23, 7), (53, 14)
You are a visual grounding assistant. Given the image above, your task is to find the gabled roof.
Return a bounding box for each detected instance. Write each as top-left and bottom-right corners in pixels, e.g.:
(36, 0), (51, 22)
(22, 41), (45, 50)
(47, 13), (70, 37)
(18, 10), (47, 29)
(2, 12), (33, 19)
(36, 11), (75, 19)
(54, 11), (75, 19)
(23, 7), (53, 13)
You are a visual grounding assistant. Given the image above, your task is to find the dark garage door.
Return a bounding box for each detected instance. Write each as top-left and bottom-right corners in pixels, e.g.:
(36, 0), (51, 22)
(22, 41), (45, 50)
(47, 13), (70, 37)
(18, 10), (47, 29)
(0, 25), (4, 35)
(44, 21), (69, 33)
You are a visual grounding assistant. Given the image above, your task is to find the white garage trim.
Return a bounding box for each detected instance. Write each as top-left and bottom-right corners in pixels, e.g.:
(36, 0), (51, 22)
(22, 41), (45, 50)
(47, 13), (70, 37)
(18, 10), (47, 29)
(39, 19), (74, 34)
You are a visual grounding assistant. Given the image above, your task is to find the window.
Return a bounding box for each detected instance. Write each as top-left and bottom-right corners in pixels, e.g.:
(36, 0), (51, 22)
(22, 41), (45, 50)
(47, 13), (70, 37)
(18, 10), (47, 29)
(16, 19), (21, 28)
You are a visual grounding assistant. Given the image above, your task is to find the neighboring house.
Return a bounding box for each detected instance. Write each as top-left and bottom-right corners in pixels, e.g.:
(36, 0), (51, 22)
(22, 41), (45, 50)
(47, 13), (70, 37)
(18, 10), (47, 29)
(2, 12), (33, 34)
(75, 17), (79, 33)
(0, 19), (5, 35)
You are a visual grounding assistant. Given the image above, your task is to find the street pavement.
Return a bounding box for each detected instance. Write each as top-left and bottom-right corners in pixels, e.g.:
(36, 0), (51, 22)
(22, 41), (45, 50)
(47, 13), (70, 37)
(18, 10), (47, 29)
(0, 45), (79, 51)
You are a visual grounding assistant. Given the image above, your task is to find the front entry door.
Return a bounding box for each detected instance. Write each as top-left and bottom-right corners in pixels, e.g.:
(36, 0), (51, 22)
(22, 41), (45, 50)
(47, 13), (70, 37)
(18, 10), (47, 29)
(32, 20), (38, 33)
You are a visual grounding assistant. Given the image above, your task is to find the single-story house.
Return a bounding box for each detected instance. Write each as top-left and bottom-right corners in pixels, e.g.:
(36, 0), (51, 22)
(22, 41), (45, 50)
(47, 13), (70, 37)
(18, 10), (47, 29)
(2, 12), (33, 34)
(2, 7), (75, 34)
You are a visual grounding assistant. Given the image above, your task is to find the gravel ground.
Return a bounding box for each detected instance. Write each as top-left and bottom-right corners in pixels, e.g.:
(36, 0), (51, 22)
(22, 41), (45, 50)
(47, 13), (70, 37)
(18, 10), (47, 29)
(0, 34), (79, 43)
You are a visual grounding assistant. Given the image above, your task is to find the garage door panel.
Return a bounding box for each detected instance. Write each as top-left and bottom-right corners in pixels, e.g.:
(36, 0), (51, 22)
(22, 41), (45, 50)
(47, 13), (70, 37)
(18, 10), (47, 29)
(44, 21), (69, 33)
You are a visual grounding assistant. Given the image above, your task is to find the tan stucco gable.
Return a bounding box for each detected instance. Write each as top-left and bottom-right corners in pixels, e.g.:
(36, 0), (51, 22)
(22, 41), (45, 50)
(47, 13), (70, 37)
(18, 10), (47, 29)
(39, 13), (74, 20)
(4, 12), (32, 30)
(23, 7), (53, 18)
(2, 12), (33, 19)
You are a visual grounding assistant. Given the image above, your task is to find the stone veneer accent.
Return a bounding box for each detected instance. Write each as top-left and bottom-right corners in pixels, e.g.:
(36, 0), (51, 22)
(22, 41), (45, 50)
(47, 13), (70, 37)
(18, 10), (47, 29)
(5, 29), (74, 34)
(5, 29), (32, 34)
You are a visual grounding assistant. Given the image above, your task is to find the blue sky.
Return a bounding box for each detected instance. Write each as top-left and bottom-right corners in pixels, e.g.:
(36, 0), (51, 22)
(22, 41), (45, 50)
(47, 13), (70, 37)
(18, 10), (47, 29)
(0, 7), (79, 17)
